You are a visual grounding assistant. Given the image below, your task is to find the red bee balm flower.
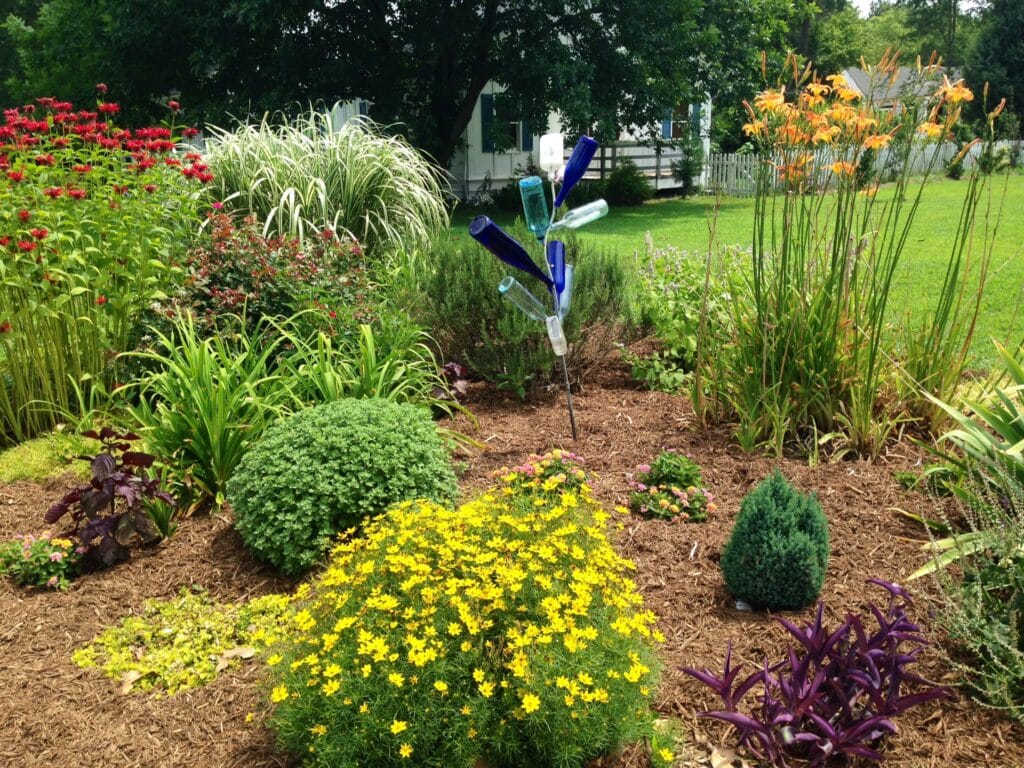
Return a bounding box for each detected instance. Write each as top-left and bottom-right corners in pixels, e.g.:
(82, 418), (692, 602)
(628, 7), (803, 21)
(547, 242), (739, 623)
(167, 100), (180, 111)
(95, 295), (107, 305)
(67, 189), (87, 200)
(95, 83), (108, 94)
(17, 241), (36, 252)
(97, 103), (119, 114)
(34, 154), (55, 166)
(29, 228), (47, 240)
(6, 171), (24, 182)
(43, 187), (62, 198)
(18, 210), (30, 222)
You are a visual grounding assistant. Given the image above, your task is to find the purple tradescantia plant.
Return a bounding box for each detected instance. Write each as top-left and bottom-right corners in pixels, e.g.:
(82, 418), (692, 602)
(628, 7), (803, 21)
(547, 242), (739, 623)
(684, 579), (950, 767)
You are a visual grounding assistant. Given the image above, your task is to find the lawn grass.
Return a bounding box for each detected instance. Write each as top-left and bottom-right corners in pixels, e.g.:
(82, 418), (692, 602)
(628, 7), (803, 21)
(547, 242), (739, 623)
(453, 172), (1024, 368)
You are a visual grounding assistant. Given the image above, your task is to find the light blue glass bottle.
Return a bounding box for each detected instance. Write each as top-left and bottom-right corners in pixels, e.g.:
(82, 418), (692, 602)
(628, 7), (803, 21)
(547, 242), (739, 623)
(519, 176), (550, 240)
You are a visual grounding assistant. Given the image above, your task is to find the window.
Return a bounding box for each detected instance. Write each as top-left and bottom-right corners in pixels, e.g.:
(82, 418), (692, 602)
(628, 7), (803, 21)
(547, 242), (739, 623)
(358, 100), (369, 116)
(480, 94), (533, 153)
(661, 103), (701, 140)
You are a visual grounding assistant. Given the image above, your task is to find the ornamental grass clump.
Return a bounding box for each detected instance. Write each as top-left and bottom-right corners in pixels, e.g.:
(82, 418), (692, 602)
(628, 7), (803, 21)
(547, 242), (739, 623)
(204, 109), (448, 255)
(265, 451), (662, 768)
(227, 398), (457, 575)
(721, 470), (829, 611)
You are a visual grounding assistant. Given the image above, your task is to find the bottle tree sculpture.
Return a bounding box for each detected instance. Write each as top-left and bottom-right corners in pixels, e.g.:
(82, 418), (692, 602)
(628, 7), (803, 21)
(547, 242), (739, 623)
(469, 134), (608, 440)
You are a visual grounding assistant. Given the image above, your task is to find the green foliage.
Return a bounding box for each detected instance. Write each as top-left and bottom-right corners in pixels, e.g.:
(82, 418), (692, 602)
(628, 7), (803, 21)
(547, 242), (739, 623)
(602, 159), (653, 207)
(670, 133), (705, 198)
(629, 243), (740, 395)
(180, 213), (377, 341)
(264, 453), (661, 768)
(227, 398), (457, 575)
(933, 465), (1024, 721)
(125, 313), (293, 515)
(968, 0), (1024, 125)
(720, 470), (829, 611)
(628, 451), (714, 522)
(0, 430), (93, 483)
(280, 321), (452, 415)
(72, 588), (293, 696)
(0, 95), (209, 442)
(205, 111), (448, 254)
(0, 533), (80, 589)
(410, 229), (637, 398)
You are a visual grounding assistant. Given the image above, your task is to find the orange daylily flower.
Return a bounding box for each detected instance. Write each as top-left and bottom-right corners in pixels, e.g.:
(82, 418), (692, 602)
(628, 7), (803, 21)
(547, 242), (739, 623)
(936, 75), (973, 104)
(916, 121), (942, 139)
(754, 87), (787, 113)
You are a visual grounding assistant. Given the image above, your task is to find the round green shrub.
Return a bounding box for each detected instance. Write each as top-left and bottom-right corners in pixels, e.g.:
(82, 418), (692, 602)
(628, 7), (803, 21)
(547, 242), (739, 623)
(227, 399), (457, 575)
(603, 159), (653, 206)
(720, 470), (829, 611)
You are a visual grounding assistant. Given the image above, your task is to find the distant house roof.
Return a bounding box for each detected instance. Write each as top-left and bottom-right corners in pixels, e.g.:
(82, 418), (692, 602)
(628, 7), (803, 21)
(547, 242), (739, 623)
(841, 66), (953, 110)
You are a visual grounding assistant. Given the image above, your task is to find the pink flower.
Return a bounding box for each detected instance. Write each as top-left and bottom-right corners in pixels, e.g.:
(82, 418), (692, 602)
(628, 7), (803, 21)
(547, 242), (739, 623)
(46, 576), (58, 588)
(212, 201), (224, 210)
(49, 551), (63, 562)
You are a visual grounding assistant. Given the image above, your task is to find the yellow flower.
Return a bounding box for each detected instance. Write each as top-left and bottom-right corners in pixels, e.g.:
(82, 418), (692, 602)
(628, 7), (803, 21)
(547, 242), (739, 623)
(521, 692), (541, 713)
(937, 75), (973, 104)
(310, 724), (328, 737)
(400, 743), (413, 759)
(754, 87), (786, 113)
(917, 121), (942, 139)
(244, 712), (255, 723)
(266, 654), (283, 667)
(479, 681), (495, 697)
(322, 679), (340, 696)
(390, 720), (409, 735)
(270, 685), (289, 703)
(829, 160), (856, 176)
(359, 702), (370, 714)
(658, 747), (675, 762)
(388, 672), (405, 687)
(433, 680), (449, 694)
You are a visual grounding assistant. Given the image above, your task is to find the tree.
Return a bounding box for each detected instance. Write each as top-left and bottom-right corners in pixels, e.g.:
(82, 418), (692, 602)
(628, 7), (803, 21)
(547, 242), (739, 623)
(968, 0), (1024, 123)
(6, 0), (711, 168)
(861, 3), (915, 65)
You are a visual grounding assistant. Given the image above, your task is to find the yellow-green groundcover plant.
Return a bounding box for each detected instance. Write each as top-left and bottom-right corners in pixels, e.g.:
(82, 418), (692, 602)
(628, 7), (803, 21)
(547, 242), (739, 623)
(265, 452), (665, 767)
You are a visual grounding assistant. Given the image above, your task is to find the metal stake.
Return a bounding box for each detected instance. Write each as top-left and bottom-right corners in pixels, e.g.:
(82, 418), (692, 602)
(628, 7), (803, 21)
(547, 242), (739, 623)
(560, 355), (578, 441)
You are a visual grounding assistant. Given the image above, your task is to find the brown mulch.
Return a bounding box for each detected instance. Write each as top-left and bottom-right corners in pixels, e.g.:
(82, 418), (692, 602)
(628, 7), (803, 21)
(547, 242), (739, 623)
(1, 359), (1022, 767)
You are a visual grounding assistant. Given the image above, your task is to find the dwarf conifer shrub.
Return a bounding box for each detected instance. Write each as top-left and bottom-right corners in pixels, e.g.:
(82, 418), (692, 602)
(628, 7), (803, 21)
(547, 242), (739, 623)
(264, 452), (661, 768)
(227, 399), (457, 575)
(720, 470), (829, 611)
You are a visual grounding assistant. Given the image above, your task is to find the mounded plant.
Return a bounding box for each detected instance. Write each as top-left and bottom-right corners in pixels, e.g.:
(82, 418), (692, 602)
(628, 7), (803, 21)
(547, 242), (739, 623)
(720, 470), (829, 611)
(628, 450), (715, 522)
(264, 452), (662, 767)
(227, 398), (457, 575)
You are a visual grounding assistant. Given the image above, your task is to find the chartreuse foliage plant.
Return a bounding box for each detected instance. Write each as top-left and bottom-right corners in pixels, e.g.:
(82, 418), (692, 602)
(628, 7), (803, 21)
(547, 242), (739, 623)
(0, 94), (211, 442)
(72, 587), (292, 696)
(227, 398), (457, 575)
(264, 451), (663, 768)
(720, 470), (829, 611)
(204, 110), (448, 254)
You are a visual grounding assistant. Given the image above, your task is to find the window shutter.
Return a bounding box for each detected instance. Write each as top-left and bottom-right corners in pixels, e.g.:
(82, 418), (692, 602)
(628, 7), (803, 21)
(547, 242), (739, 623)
(481, 94), (494, 153)
(661, 109), (672, 140)
(358, 100), (368, 116)
(521, 122), (533, 152)
(690, 103), (701, 136)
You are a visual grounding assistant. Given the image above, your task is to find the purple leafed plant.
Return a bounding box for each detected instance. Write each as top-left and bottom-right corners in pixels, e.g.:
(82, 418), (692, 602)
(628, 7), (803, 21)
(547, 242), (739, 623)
(684, 579), (950, 768)
(44, 427), (174, 570)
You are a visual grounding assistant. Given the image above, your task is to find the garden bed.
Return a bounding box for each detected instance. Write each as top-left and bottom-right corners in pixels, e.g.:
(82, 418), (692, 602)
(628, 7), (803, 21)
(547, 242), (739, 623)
(1, 358), (1022, 767)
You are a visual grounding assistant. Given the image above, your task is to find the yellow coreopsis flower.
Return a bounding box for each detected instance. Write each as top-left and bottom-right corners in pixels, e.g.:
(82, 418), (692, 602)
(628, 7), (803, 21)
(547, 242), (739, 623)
(270, 685), (289, 703)
(400, 743), (413, 758)
(390, 720), (409, 735)
(521, 693), (541, 713)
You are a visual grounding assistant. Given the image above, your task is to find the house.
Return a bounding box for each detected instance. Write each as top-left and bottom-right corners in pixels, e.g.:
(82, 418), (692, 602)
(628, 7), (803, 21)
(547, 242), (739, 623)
(450, 82), (712, 200)
(334, 83), (711, 200)
(840, 66), (949, 114)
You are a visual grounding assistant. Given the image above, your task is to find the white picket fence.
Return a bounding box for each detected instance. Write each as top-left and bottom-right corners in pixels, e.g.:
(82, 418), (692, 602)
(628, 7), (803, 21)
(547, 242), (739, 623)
(700, 140), (1024, 197)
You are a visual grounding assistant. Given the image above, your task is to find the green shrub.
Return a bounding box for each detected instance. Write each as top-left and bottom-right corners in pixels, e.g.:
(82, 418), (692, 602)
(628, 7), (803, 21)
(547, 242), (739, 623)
(227, 398), (457, 575)
(720, 470), (829, 611)
(603, 159), (652, 206)
(670, 134), (704, 198)
(264, 452), (661, 768)
(410, 228), (637, 398)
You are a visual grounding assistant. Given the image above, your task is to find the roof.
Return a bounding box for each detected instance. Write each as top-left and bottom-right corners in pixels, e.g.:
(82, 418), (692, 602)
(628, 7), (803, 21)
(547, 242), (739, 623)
(841, 66), (951, 107)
